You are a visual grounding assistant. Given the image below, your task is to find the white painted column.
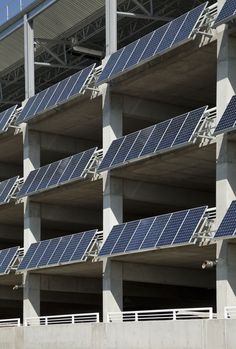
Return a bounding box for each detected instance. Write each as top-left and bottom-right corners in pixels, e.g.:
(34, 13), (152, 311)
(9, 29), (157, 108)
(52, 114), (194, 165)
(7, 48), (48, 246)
(216, 0), (236, 317)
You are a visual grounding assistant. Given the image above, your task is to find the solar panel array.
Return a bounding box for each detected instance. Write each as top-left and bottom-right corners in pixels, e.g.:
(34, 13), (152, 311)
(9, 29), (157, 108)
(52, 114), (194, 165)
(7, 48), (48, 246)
(214, 0), (236, 27)
(0, 246), (19, 275)
(97, 3), (207, 84)
(16, 64), (96, 125)
(214, 201), (236, 239)
(17, 230), (97, 271)
(99, 206), (207, 257)
(17, 148), (97, 198)
(98, 106), (207, 172)
(0, 176), (19, 205)
(0, 105), (17, 134)
(214, 95), (236, 135)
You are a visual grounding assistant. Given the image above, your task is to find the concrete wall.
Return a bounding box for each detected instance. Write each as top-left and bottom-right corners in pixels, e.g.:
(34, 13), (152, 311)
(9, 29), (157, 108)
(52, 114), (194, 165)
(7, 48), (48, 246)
(1, 320), (236, 349)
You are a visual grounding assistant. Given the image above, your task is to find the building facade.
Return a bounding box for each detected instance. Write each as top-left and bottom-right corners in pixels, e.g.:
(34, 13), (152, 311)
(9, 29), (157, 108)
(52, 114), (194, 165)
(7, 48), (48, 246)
(0, 0), (236, 348)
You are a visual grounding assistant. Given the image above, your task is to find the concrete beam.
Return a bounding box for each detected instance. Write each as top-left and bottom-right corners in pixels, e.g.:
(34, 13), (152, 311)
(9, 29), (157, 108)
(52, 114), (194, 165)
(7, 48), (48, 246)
(40, 133), (96, 155)
(40, 275), (101, 294)
(123, 263), (215, 289)
(123, 95), (187, 122)
(41, 204), (102, 226)
(123, 179), (214, 208)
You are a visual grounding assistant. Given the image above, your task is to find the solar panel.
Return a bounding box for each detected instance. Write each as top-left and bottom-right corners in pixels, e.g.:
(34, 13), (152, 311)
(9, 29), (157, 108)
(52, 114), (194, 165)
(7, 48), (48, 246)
(16, 64), (96, 125)
(17, 148), (97, 198)
(214, 201), (236, 239)
(98, 106), (207, 172)
(214, 0), (236, 27)
(99, 206), (207, 257)
(17, 230), (97, 271)
(0, 105), (17, 134)
(97, 3), (207, 84)
(0, 246), (19, 275)
(0, 176), (19, 205)
(214, 95), (236, 135)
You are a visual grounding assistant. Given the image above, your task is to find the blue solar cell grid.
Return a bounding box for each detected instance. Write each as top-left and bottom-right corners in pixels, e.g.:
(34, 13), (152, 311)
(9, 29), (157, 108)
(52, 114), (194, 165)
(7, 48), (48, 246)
(17, 230), (97, 271)
(0, 246), (19, 274)
(97, 3), (207, 84)
(99, 206), (207, 257)
(0, 176), (19, 205)
(17, 243), (39, 271)
(98, 106), (207, 172)
(17, 148), (97, 198)
(214, 0), (236, 27)
(214, 96), (236, 135)
(16, 64), (96, 125)
(214, 201), (236, 239)
(0, 105), (17, 133)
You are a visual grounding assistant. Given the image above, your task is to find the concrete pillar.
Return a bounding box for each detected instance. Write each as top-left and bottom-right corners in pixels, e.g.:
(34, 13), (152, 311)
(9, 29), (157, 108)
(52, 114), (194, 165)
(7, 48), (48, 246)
(105, 0), (117, 56)
(23, 125), (41, 320)
(216, 4), (236, 317)
(102, 84), (123, 319)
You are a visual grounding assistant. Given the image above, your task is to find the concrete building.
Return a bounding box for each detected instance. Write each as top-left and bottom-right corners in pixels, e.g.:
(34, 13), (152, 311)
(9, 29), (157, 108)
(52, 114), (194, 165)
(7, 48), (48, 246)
(0, 0), (236, 348)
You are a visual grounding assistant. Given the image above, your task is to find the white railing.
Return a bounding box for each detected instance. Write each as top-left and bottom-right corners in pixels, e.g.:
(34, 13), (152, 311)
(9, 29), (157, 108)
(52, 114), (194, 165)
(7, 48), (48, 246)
(0, 318), (21, 327)
(224, 306), (236, 319)
(107, 307), (213, 323)
(25, 312), (100, 326)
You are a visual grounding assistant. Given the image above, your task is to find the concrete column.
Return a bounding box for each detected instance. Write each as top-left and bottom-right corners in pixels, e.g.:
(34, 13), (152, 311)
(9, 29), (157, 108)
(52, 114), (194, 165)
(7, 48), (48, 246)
(102, 84), (123, 319)
(23, 128), (41, 320)
(216, 5), (236, 317)
(105, 0), (117, 55)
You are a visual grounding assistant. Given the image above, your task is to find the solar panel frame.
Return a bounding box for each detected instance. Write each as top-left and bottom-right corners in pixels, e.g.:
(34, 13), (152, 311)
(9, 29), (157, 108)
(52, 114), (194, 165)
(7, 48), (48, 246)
(0, 105), (17, 134)
(99, 224), (126, 256)
(17, 230), (98, 272)
(17, 148), (97, 198)
(97, 3), (208, 85)
(17, 243), (39, 271)
(98, 106), (207, 173)
(214, 0), (236, 27)
(0, 246), (19, 275)
(173, 206), (207, 245)
(0, 176), (19, 205)
(214, 96), (236, 135)
(98, 206), (208, 258)
(214, 201), (236, 239)
(16, 64), (96, 125)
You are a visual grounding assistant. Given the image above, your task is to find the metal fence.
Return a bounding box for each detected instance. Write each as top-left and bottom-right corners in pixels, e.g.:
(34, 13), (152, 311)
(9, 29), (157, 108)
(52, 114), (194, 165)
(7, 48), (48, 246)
(25, 312), (100, 326)
(107, 307), (214, 323)
(0, 318), (21, 327)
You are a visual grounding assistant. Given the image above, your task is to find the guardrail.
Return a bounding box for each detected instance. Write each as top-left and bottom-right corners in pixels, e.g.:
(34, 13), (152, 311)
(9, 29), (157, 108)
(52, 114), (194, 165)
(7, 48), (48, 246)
(224, 306), (236, 319)
(25, 312), (100, 326)
(0, 318), (21, 327)
(107, 307), (214, 323)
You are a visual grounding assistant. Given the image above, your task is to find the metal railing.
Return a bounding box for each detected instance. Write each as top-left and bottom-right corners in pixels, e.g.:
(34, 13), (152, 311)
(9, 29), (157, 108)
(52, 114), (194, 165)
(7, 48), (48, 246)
(25, 312), (100, 326)
(107, 307), (213, 323)
(0, 318), (21, 327)
(224, 306), (236, 319)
